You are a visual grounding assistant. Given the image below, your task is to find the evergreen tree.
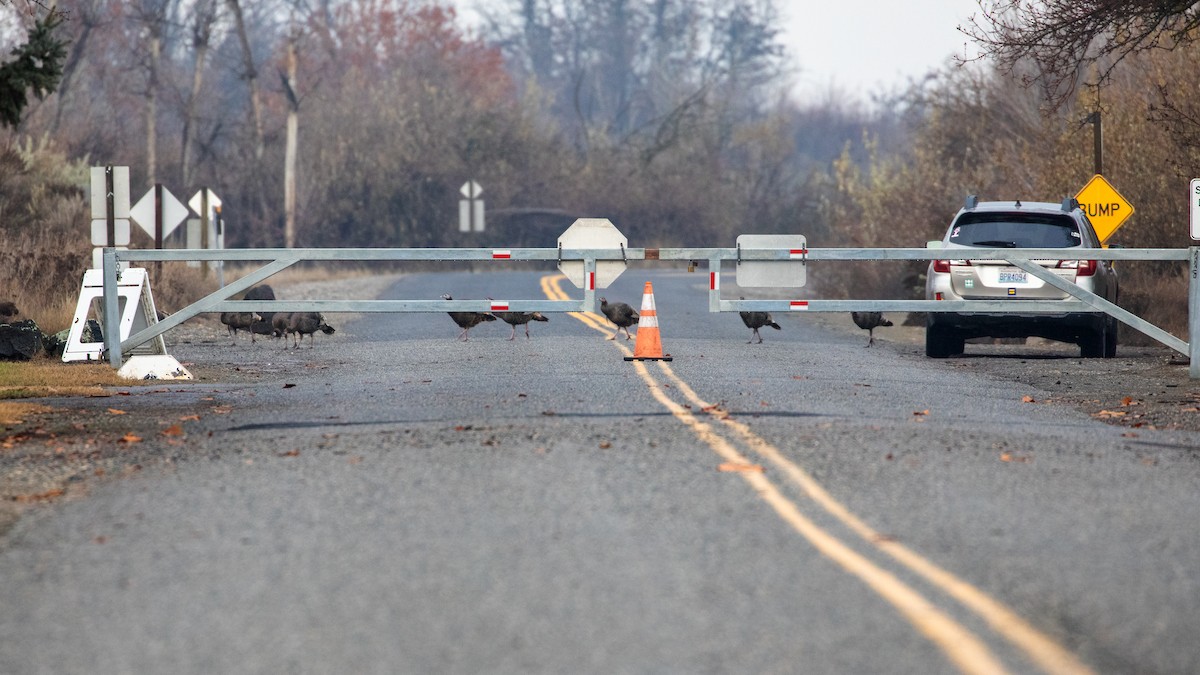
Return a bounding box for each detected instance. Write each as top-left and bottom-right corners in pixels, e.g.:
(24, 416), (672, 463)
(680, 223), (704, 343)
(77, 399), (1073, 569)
(0, 9), (67, 128)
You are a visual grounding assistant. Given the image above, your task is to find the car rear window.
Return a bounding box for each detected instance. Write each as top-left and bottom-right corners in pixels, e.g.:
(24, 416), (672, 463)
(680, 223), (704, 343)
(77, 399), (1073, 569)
(948, 213), (1082, 248)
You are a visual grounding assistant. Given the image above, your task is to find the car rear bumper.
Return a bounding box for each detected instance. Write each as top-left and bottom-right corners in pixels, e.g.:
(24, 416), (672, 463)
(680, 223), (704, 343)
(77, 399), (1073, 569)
(928, 311), (1109, 341)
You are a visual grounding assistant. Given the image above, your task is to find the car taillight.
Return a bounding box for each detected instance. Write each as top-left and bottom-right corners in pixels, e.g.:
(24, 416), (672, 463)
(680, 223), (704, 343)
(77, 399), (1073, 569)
(1057, 259), (1097, 276)
(932, 259), (968, 273)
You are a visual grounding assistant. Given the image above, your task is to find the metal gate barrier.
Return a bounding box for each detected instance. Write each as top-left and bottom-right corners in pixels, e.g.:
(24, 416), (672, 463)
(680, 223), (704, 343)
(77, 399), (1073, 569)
(97, 245), (1200, 377)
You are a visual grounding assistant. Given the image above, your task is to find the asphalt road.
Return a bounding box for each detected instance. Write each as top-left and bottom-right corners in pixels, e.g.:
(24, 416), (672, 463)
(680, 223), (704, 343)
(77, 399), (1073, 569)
(3, 269), (1200, 675)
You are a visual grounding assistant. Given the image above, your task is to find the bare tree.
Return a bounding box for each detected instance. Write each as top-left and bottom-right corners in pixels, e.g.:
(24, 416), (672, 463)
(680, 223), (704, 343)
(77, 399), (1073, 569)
(281, 19), (299, 248)
(49, 0), (106, 134)
(181, 0), (220, 186)
(225, 0), (264, 160)
(964, 0), (1200, 106)
(128, 0), (177, 184)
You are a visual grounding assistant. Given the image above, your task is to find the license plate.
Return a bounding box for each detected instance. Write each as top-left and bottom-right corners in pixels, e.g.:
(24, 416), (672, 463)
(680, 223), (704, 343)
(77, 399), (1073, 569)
(998, 270), (1027, 284)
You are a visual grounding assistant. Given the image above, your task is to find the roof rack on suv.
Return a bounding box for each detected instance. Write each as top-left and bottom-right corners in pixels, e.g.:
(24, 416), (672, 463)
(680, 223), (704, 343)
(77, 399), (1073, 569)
(963, 195), (978, 210)
(1061, 197), (1078, 212)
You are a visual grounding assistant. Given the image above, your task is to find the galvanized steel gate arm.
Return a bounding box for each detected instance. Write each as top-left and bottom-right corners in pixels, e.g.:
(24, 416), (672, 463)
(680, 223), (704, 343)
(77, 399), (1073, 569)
(102, 245), (1197, 373)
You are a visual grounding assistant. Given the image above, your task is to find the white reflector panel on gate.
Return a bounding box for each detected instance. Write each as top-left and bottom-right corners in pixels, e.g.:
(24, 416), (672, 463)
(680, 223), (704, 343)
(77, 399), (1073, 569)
(735, 234), (807, 288)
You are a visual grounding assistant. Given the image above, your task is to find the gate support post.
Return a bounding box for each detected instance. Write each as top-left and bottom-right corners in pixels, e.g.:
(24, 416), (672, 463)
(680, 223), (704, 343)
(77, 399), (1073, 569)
(103, 248), (122, 367)
(1190, 247), (1200, 379)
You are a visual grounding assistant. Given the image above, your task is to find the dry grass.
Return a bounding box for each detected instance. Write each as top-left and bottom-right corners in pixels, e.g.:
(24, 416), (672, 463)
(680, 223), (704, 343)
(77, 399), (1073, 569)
(1118, 267), (1189, 345)
(0, 401), (53, 424)
(0, 361), (127, 400)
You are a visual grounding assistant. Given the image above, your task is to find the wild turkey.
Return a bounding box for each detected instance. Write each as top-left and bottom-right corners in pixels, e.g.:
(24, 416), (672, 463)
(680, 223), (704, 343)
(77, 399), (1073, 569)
(0, 301), (18, 322)
(271, 313), (292, 343)
(599, 297), (639, 341)
(285, 312), (335, 349)
(442, 294), (496, 341)
(244, 284), (276, 324)
(238, 284), (278, 341)
(851, 311), (893, 347)
(219, 312), (260, 341)
(738, 298), (781, 344)
(493, 311), (549, 340)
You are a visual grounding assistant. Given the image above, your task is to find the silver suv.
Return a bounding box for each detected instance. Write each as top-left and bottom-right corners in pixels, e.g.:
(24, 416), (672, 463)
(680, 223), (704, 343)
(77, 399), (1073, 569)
(924, 196), (1119, 358)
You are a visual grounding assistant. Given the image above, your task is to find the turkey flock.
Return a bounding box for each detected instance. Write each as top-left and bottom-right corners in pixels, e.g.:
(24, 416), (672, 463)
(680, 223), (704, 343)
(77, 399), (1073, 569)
(219, 284), (891, 348)
(220, 284), (335, 349)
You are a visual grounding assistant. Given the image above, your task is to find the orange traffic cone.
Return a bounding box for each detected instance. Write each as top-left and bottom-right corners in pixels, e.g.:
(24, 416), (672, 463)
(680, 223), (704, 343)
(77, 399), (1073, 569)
(624, 281), (672, 362)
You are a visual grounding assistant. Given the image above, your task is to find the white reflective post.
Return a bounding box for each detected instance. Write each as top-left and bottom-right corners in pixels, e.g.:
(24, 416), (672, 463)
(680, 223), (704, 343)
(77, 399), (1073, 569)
(1190, 247), (1200, 378)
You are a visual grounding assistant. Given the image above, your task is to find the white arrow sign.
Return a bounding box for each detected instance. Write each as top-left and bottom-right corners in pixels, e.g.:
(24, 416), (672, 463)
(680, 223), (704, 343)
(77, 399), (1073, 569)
(189, 188), (222, 216)
(459, 180), (484, 232)
(130, 185), (190, 239)
(460, 180), (482, 199)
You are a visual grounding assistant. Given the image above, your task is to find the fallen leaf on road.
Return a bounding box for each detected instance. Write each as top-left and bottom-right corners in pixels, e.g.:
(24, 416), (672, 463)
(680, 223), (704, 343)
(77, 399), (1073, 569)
(180, 415), (200, 421)
(12, 488), (65, 503)
(1122, 396), (1137, 406)
(1000, 452), (1031, 463)
(1094, 410), (1127, 418)
(283, 383), (296, 389)
(107, 408), (127, 415)
(718, 462), (764, 473)
(599, 441), (612, 449)
(913, 409), (929, 416)
(277, 449), (300, 457)
(1022, 395), (1036, 403)
(119, 433), (142, 443)
(161, 424), (184, 437)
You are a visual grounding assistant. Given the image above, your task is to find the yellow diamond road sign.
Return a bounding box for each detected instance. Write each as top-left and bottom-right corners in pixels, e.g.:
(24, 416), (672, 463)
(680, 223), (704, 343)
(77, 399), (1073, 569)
(1075, 174), (1134, 243)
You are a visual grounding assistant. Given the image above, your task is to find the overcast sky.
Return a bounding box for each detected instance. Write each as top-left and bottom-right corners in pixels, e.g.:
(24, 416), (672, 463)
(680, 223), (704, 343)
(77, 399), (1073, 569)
(778, 0), (984, 99)
(457, 0), (986, 102)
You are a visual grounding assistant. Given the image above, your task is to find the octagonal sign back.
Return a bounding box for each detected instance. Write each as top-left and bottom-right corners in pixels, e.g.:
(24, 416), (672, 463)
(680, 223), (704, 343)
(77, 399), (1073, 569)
(557, 218), (628, 289)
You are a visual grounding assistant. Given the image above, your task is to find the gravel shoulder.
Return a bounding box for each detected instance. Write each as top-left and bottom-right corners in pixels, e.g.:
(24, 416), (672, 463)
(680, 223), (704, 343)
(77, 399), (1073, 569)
(823, 313), (1200, 434)
(3, 275), (1199, 533)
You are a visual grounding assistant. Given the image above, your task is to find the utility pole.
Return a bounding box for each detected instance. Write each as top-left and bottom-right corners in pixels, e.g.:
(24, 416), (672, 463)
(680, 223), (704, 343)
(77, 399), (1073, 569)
(1088, 110), (1103, 176)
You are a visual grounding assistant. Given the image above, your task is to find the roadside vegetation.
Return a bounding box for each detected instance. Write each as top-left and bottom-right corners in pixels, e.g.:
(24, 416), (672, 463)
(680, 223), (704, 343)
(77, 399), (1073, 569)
(2, 0), (1199, 361)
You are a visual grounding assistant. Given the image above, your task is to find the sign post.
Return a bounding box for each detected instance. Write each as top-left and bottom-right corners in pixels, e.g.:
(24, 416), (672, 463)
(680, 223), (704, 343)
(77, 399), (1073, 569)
(1075, 174), (1134, 243)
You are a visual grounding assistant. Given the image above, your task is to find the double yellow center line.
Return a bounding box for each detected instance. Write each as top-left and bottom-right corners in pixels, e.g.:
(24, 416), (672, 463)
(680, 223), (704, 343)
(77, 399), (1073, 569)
(541, 274), (1092, 675)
